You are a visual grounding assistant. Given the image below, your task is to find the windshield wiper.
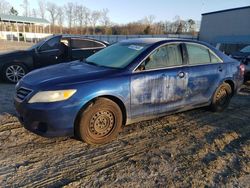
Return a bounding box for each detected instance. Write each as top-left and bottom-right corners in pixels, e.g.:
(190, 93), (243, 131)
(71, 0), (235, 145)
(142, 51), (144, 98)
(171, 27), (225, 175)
(84, 60), (118, 69)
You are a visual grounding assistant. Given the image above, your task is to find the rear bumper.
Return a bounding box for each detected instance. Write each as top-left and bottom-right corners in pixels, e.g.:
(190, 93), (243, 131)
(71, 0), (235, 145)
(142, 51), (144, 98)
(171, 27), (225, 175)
(14, 99), (82, 137)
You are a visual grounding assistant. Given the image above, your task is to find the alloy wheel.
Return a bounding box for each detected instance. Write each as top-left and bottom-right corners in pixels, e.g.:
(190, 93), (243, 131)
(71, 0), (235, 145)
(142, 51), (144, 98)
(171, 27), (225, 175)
(5, 65), (26, 83)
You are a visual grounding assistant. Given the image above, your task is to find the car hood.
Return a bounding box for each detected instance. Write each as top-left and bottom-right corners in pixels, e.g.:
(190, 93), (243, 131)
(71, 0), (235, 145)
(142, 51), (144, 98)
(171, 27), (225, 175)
(20, 60), (118, 87)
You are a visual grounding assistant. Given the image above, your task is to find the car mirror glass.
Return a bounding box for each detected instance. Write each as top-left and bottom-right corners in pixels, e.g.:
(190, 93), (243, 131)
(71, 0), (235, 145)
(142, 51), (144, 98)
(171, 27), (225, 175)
(136, 62), (146, 72)
(35, 47), (40, 53)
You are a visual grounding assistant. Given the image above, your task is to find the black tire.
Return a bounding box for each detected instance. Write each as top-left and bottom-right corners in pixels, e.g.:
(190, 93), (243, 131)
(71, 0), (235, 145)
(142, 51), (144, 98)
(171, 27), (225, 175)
(77, 98), (123, 145)
(210, 82), (232, 112)
(2, 63), (27, 83)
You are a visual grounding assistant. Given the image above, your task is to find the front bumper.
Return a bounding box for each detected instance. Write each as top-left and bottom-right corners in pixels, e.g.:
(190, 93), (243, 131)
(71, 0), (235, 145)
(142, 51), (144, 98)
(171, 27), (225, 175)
(14, 98), (82, 137)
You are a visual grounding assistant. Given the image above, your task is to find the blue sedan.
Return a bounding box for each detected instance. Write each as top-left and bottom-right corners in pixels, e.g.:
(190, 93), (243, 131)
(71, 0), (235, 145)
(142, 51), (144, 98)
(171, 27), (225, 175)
(14, 38), (245, 145)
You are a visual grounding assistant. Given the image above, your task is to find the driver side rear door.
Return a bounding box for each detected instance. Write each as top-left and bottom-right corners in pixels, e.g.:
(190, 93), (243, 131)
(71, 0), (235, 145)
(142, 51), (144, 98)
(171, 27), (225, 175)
(70, 38), (107, 61)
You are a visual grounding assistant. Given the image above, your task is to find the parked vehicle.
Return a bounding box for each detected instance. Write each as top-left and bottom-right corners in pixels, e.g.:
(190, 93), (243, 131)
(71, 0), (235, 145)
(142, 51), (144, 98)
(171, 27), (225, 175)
(231, 45), (250, 80)
(0, 35), (108, 83)
(14, 38), (244, 145)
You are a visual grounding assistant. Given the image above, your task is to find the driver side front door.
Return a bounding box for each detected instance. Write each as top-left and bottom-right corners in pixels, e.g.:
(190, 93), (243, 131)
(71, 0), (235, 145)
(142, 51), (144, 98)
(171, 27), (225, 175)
(34, 36), (65, 68)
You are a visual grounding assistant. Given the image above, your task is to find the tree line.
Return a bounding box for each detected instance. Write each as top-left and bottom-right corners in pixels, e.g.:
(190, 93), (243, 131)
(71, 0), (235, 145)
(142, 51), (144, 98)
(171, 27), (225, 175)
(0, 0), (198, 35)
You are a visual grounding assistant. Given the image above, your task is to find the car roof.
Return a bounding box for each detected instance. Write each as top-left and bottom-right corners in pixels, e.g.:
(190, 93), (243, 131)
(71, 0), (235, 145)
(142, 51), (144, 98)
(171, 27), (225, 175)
(53, 34), (109, 45)
(119, 38), (201, 45)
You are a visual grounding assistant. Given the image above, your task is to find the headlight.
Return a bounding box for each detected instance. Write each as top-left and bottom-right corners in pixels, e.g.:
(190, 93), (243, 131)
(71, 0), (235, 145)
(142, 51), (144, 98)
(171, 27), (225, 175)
(28, 89), (77, 103)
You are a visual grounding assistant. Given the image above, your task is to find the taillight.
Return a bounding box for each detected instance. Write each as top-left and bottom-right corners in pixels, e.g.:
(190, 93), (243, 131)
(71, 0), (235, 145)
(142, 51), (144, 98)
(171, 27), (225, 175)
(240, 64), (245, 76)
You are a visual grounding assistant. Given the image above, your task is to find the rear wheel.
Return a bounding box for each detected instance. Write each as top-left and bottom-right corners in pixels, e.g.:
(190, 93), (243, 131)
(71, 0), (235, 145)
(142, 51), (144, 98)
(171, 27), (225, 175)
(210, 82), (232, 112)
(3, 63), (27, 83)
(77, 98), (123, 145)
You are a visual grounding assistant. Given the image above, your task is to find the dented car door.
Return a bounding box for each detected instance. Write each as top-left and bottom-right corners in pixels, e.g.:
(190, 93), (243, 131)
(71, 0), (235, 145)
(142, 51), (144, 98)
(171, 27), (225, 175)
(130, 43), (188, 119)
(184, 43), (225, 105)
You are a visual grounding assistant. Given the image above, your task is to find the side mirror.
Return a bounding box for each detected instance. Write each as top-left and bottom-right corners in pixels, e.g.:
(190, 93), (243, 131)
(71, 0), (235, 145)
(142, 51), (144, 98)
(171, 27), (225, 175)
(35, 47), (40, 53)
(137, 64), (145, 71)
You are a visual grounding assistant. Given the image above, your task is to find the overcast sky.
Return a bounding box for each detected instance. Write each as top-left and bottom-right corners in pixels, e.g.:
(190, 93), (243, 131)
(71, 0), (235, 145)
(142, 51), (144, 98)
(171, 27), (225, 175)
(11, 0), (250, 23)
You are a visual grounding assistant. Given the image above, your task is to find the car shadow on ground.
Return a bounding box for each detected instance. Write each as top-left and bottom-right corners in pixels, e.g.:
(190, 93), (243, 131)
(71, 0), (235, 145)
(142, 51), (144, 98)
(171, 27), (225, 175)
(170, 87), (250, 186)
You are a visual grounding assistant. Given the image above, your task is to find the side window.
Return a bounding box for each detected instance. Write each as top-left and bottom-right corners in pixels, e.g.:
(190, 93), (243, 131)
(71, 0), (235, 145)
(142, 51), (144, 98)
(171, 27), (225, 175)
(39, 37), (60, 51)
(140, 43), (183, 71)
(186, 44), (210, 65)
(71, 39), (105, 49)
(210, 52), (222, 63)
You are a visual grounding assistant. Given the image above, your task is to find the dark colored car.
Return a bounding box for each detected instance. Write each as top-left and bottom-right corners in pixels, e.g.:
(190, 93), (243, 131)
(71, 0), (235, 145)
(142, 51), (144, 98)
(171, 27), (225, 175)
(14, 38), (244, 145)
(231, 45), (250, 80)
(0, 35), (108, 83)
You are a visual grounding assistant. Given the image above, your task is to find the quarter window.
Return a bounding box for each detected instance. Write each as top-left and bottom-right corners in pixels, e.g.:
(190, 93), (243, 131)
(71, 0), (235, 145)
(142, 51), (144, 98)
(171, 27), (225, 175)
(186, 43), (222, 64)
(210, 52), (221, 63)
(141, 43), (183, 70)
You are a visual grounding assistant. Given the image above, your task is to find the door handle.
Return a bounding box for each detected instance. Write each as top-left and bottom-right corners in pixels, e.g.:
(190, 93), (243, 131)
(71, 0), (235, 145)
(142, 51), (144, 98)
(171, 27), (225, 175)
(178, 71), (185, 78)
(218, 66), (223, 72)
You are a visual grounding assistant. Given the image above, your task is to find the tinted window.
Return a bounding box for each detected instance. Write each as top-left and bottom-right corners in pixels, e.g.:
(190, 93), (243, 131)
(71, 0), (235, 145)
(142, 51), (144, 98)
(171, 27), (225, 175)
(186, 44), (210, 65)
(39, 37), (60, 51)
(240, 45), (250, 53)
(143, 43), (183, 70)
(71, 39), (105, 49)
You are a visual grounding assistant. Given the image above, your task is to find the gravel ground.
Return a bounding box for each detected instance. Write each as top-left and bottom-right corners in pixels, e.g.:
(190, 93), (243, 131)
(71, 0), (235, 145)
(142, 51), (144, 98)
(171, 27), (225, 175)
(0, 42), (249, 187)
(0, 82), (249, 187)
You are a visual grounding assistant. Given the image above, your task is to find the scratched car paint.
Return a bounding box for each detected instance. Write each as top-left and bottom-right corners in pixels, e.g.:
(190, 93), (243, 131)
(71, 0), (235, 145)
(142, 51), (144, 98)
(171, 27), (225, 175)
(14, 38), (244, 145)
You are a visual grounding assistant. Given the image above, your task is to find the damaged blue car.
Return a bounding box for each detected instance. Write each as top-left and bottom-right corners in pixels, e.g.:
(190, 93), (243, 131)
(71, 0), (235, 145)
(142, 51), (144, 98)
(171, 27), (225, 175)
(14, 38), (245, 145)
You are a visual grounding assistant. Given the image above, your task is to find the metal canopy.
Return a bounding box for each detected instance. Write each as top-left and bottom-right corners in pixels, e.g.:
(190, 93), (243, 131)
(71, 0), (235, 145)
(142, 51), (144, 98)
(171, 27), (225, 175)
(0, 14), (49, 25)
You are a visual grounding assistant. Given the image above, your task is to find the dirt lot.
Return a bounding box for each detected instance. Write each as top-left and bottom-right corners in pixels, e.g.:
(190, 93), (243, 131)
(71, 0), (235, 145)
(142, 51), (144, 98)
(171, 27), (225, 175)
(0, 82), (249, 187)
(0, 42), (250, 187)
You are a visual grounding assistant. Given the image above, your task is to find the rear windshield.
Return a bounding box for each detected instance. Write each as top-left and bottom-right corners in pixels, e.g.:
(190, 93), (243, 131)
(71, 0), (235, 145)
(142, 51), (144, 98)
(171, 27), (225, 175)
(86, 43), (149, 68)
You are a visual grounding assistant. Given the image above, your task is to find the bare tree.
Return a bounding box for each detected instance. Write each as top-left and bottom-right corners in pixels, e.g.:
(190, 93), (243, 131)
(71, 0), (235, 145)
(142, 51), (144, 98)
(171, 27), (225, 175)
(140, 15), (155, 34)
(46, 2), (58, 32)
(0, 0), (12, 14)
(100, 8), (110, 34)
(9, 7), (18, 16)
(187, 19), (195, 32)
(38, 0), (46, 19)
(64, 2), (74, 32)
(83, 7), (90, 34)
(57, 6), (64, 33)
(72, 4), (79, 33)
(21, 0), (29, 17)
(75, 5), (89, 34)
(143, 15), (155, 25)
(89, 10), (101, 34)
(31, 8), (37, 17)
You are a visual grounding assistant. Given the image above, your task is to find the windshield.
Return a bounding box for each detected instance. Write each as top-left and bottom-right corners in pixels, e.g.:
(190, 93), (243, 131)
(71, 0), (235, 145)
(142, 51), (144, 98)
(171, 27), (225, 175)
(86, 42), (149, 68)
(28, 35), (54, 50)
(240, 45), (250, 53)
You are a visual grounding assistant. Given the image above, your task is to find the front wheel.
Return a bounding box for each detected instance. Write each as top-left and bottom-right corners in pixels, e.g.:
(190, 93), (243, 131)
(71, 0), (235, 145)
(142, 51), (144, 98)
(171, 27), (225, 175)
(3, 63), (27, 83)
(77, 98), (123, 145)
(210, 82), (232, 112)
